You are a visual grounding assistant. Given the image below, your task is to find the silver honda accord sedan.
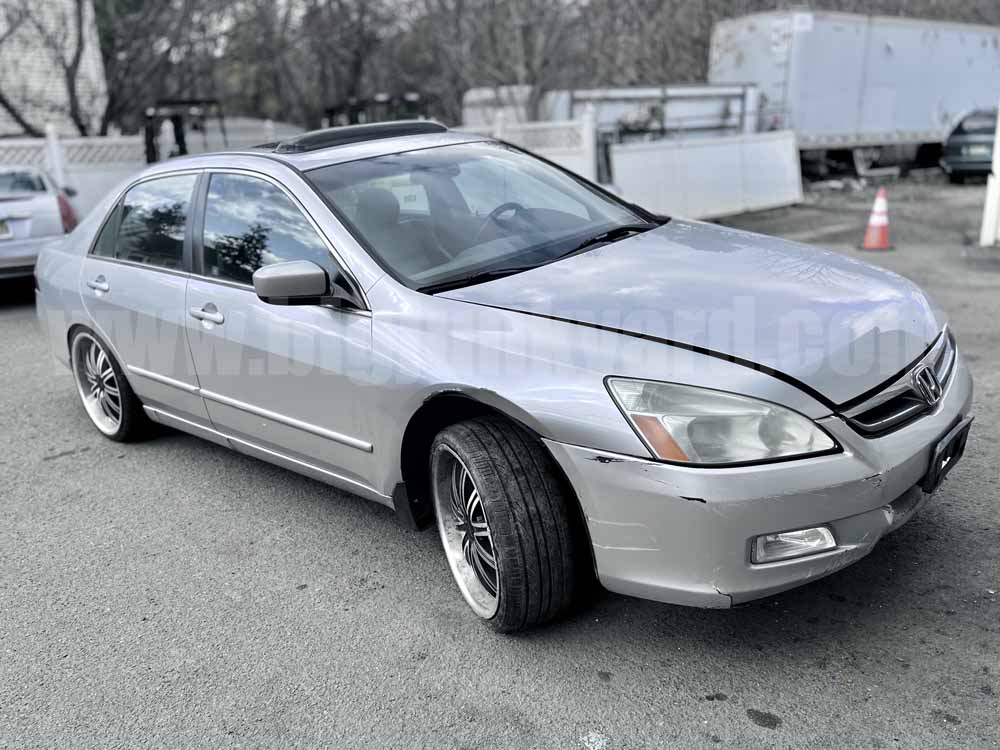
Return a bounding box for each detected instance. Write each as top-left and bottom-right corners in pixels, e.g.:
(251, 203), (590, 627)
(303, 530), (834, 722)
(35, 121), (974, 632)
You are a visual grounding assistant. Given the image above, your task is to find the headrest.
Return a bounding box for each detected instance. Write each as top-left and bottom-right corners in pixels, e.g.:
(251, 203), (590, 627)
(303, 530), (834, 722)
(356, 187), (400, 229)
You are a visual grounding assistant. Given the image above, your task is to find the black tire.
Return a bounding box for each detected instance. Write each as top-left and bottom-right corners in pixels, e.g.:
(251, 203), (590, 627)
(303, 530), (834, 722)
(949, 173), (966, 185)
(431, 416), (581, 633)
(69, 328), (150, 442)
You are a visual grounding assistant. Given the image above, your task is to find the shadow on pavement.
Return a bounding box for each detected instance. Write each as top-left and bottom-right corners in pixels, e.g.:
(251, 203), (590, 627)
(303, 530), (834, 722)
(1, 278), (36, 309)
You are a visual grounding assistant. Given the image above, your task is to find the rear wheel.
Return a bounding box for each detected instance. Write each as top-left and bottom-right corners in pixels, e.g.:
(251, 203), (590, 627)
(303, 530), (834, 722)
(430, 416), (581, 632)
(70, 329), (148, 441)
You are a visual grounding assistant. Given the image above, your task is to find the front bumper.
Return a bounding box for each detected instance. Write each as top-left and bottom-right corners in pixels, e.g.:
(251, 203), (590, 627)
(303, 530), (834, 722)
(545, 354), (974, 608)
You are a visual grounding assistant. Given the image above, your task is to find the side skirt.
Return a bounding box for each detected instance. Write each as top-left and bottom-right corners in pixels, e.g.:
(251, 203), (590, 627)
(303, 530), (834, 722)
(143, 405), (392, 507)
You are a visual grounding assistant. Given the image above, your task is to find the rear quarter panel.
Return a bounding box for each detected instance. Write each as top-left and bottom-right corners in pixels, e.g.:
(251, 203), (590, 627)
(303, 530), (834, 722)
(35, 191), (118, 367)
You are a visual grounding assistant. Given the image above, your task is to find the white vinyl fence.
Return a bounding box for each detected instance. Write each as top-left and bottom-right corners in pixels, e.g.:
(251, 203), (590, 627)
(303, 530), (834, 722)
(0, 119), (300, 219)
(0, 126), (144, 217)
(457, 109), (599, 182)
(609, 130), (804, 219)
(459, 113), (802, 219)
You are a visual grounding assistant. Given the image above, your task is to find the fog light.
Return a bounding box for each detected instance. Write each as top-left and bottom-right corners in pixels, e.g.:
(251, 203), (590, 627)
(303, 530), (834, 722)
(752, 526), (836, 564)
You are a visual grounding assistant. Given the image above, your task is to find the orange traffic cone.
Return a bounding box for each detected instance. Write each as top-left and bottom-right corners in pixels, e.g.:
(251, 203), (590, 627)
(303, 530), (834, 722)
(860, 187), (892, 251)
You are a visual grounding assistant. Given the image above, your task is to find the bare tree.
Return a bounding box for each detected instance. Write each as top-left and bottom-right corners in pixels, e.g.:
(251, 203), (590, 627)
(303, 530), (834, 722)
(0, 2), (43, 136)
(93, 0), (224, 134)
(33, 0), (1000, 136)
(22, 0), (92, 135)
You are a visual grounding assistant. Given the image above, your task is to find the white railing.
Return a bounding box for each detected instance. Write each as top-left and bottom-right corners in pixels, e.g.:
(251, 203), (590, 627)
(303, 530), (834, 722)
(609, 130), (803, 219)
(457, 107), (598, 181)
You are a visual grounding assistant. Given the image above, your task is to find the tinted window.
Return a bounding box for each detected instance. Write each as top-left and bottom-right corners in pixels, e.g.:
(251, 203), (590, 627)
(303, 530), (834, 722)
(91, 206), (120, 258)
(0, 169), (46, 194)
(116, 175), (196, 268)
(202, 174), (335, 285)
(954, 111), (997, 135)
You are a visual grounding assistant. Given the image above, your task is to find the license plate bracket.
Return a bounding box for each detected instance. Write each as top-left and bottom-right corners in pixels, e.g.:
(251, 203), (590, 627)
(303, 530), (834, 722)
(920, 416), (973, 494)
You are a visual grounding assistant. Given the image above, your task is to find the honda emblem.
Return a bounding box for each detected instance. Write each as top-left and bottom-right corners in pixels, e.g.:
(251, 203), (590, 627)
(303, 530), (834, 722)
(912, 364), (943, 406)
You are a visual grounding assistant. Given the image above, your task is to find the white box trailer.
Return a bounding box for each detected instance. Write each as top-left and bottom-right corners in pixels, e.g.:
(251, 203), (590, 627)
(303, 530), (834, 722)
(709, 10), (1000, 153)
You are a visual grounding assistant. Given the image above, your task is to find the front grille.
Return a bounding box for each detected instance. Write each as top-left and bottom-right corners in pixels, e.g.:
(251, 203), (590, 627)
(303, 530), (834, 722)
(844, 331), (956, 437)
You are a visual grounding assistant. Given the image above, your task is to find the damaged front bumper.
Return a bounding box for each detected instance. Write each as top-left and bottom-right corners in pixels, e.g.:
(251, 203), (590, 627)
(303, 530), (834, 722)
(544, 354), (974, 608)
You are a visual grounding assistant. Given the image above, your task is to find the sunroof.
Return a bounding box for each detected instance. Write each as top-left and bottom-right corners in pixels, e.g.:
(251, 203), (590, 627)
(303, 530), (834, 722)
(273, 121), (448, 154)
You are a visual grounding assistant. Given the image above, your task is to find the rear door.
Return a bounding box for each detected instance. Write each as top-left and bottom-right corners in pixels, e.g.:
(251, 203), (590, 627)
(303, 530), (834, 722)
(79, 172), (213, 428)
(184, 170), (377, 493)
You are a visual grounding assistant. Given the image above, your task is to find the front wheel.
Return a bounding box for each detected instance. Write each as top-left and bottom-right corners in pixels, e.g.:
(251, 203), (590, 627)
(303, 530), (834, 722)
(431, 416), (582, 632)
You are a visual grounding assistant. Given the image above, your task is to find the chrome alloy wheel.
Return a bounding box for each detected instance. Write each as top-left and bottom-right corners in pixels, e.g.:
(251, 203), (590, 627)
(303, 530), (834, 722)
(433, 446), (500, 618)
(71, 333), (123, 436)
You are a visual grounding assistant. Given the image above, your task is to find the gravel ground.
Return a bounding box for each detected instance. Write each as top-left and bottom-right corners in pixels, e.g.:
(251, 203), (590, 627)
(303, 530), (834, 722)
(2, 178), (998, 749)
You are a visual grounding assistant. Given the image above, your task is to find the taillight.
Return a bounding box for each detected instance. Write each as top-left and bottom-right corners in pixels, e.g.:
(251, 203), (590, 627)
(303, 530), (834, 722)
(57, 192), (78, 233)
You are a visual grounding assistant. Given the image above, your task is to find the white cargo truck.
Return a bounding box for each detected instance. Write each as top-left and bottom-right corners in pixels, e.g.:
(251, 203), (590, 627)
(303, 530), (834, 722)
(709, 10), (1000, 170)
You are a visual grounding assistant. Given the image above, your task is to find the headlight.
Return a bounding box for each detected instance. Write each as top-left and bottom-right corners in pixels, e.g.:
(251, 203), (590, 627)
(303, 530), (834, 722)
(606, 378), (838, 465)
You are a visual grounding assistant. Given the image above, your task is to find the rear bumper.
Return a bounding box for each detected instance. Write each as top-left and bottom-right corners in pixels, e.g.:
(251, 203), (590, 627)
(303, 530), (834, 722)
(0, 235), (53, 277)
(545, 354), (974, 608)
(940, 156), (992, 175)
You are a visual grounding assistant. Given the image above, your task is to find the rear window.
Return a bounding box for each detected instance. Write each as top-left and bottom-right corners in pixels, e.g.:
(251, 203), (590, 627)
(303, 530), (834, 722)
(0, 170), (46, 194)
(954, 112), (997, 136)
(115, 174), (197, 269)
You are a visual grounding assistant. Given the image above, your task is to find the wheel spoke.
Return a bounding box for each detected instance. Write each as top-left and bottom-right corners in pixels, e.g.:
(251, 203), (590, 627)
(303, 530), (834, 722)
(465, 488), (481, 519)
(470, 547), (497, 596)
(450, 468), (465, 521)
(473, 539), (495, 568)
(100, 392), (121, 418)
(85, 345), (99, 380)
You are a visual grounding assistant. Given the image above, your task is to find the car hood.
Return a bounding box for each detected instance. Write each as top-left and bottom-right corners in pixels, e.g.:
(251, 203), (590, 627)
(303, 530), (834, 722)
(440, 220), (943, 406)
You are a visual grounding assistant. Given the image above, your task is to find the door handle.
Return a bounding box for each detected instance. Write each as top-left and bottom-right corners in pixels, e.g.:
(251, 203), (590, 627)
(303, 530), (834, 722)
(86, 275), (109, 292)
(189, 304), (224, 325)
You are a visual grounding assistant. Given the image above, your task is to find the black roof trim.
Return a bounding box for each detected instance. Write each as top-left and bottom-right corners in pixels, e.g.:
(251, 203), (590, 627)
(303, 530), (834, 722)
(273, 120), (448, 154)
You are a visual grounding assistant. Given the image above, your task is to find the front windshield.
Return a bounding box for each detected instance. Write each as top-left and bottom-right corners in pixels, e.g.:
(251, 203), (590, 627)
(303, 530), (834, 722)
(307, 142), (647, 291)
(955, 111), (998, 135)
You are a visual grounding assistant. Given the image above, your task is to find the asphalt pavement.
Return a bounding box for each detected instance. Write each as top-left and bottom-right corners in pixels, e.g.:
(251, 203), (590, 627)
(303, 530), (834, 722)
(1, 177), (998, 749)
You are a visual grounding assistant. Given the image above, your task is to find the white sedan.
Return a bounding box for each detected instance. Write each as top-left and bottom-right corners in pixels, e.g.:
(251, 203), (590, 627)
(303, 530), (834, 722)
(0, 166), (78, 280)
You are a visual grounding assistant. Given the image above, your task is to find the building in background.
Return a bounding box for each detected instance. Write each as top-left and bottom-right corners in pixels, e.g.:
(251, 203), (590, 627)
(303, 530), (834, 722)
(0, 0), (107, 137)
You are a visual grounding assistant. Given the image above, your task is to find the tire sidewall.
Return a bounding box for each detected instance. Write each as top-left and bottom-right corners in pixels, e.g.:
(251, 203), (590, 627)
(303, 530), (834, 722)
(431, 427), (516, 630)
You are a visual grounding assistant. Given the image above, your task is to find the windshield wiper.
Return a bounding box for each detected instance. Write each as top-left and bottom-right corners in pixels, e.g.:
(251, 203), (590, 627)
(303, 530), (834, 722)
(418, 223), (659, 294)
(559, 223), (658, 259)
(418, 265), (538, 294)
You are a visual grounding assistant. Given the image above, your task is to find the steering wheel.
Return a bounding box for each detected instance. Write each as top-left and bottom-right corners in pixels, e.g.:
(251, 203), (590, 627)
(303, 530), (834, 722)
(471, 202), (541, 246)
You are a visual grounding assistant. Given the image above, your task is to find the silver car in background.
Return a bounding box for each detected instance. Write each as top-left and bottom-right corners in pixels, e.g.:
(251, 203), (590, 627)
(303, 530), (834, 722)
(35, 122), (973, 632)
(0, 166), (78, 280)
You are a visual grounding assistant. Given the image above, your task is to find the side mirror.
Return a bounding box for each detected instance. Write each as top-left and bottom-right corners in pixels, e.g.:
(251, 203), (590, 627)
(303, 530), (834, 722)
(252, 260), (364, 310)
(63, 186), (78, 198)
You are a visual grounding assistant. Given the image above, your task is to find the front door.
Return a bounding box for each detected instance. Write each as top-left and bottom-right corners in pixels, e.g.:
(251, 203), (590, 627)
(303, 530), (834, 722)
(183, 171), (378, 494)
